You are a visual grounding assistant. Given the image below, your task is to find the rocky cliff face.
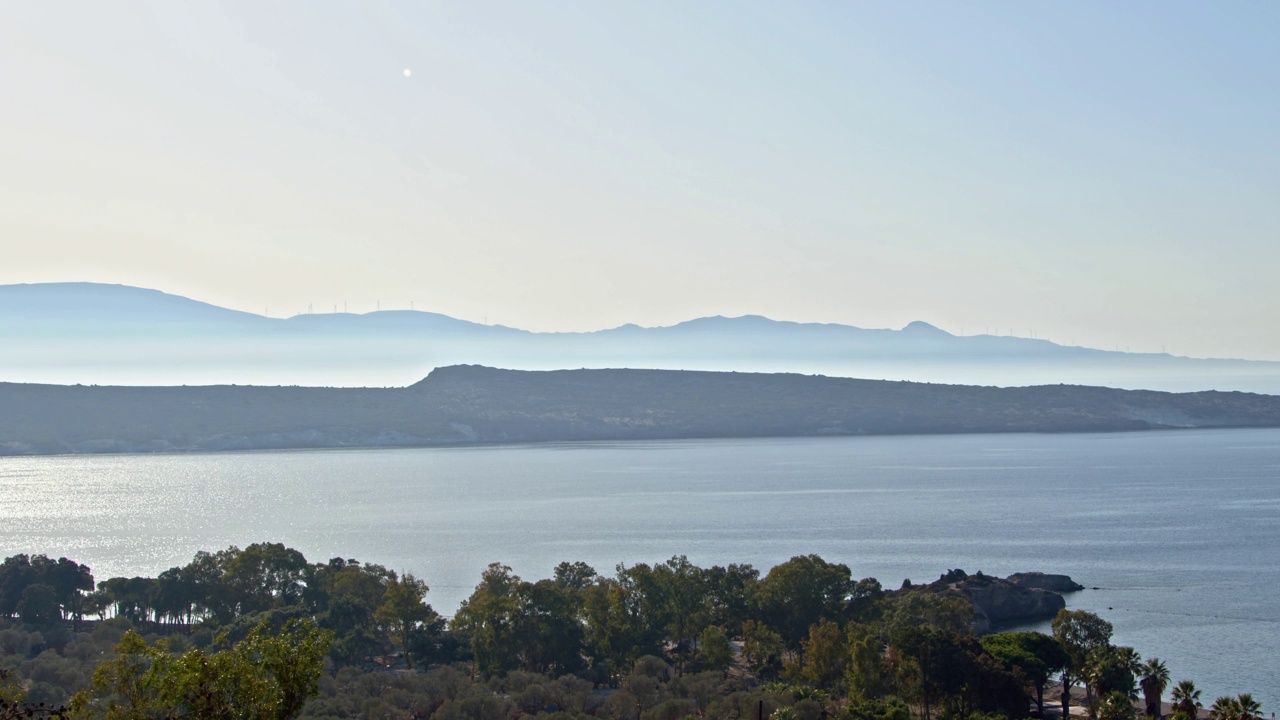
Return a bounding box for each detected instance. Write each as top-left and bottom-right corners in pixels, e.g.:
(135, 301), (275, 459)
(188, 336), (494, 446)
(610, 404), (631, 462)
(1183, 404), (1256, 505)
(914, 569), (1072, 634)
(961, 580), (1066, 634)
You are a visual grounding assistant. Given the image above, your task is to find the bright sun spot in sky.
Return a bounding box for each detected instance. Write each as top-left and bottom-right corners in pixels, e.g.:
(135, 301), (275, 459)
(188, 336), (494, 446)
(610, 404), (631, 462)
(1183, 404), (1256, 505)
(402, 68), (411, 78)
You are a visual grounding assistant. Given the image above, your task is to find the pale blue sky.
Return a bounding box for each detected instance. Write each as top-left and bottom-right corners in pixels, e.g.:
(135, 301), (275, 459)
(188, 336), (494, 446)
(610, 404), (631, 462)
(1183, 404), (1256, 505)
(2, 2), (1278, 358)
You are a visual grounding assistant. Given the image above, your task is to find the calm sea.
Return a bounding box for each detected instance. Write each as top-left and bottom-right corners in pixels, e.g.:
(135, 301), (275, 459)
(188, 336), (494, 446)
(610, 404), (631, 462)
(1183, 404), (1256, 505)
(1, 430), (1277, 707)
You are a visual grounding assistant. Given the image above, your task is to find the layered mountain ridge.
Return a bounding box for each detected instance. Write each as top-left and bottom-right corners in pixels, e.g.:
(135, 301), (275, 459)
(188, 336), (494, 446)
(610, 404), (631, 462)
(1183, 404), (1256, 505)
(3, 282), (1280, 392)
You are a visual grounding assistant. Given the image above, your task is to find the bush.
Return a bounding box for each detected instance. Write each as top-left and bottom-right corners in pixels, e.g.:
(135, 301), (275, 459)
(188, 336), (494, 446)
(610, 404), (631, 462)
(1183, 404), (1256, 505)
(434, 691), (512, 720)
(602, 690), (642, 720)
(644, 698), (698, 720)
(844, 697), (911, 720)
(1098, 692), (1138, 720)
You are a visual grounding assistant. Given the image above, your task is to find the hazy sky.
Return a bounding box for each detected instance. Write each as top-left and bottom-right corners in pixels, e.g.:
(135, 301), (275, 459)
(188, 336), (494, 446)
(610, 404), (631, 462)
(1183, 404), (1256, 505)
(3, 2), (1278, 359)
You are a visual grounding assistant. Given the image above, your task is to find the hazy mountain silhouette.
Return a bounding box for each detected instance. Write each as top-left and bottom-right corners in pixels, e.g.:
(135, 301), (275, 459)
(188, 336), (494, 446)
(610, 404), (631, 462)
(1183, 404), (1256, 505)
(3, 282), (1279, 392)
(0, 282), (268, 329)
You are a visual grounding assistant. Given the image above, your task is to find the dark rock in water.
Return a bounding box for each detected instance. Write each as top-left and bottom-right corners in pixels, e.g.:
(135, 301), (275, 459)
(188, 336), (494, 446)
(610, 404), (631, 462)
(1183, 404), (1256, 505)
(1006, 572), (1085, 593)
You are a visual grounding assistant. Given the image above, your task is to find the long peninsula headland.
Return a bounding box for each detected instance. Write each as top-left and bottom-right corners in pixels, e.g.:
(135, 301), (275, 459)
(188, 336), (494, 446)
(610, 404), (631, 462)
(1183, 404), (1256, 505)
(4, 365), (1280, 455)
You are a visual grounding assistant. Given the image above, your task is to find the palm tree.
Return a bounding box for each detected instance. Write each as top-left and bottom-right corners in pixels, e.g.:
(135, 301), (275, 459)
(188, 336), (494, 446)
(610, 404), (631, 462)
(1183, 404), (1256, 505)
(1140, 658), (1171, 718)
(1089, 645), (1142, 710)
(1171, 680), (1202, 720)
(1209, 696), (1241, 720)
(1116, 647), (1144, 700)
(1234, 694), (1261, 720)
(1116, 647), (1143, 673)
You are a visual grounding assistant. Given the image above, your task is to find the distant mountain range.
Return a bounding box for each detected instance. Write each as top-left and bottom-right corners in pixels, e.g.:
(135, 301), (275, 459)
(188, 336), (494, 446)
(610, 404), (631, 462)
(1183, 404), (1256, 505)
(4, 365), (1280, 456)
(3, 282), (1280, 393)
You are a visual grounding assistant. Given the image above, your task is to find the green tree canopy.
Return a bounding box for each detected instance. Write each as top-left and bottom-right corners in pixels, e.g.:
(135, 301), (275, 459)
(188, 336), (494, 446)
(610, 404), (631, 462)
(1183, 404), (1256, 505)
(452, 563), (524, 677)
(696, 625), (733, 675)
(72, 620), (331, 720)
(223, 543), (309, 616)
(514, 578), (586, 676)
(794, 618), (846, 691)
(1052, 608), (1114, 719)
(982, 630), (1070, 715)
(17, 583), (61, 627)
(701, 563), (759, 638)
(755, 555), (853, 650)
(374, 572), (436, 670)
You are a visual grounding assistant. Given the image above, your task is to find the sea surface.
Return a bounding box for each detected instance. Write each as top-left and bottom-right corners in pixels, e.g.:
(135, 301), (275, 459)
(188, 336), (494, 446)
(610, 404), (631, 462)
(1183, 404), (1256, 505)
(2, 430), (1277, 707)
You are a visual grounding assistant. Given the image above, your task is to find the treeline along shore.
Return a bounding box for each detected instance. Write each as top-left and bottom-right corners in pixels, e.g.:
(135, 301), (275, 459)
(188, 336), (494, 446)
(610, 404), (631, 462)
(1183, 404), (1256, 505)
(4, 365), (1280, 455)
(1, 544), (1260, 720)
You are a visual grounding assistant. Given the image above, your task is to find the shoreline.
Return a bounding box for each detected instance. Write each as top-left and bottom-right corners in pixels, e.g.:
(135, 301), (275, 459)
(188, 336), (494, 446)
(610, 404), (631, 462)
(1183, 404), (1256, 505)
(1041, 685), (1212, 720)
(4, 424), (1279, 460)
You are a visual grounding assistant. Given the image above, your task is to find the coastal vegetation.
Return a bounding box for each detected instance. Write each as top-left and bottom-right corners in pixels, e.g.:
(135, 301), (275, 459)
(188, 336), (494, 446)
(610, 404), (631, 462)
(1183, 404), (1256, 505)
(0, 546), (1263, 720)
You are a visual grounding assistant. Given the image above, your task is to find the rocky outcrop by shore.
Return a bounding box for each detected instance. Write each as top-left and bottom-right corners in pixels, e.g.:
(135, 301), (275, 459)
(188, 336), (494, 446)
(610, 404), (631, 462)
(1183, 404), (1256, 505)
(911, 569), (1077, 633)
(1006, 572), (1085, 593)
